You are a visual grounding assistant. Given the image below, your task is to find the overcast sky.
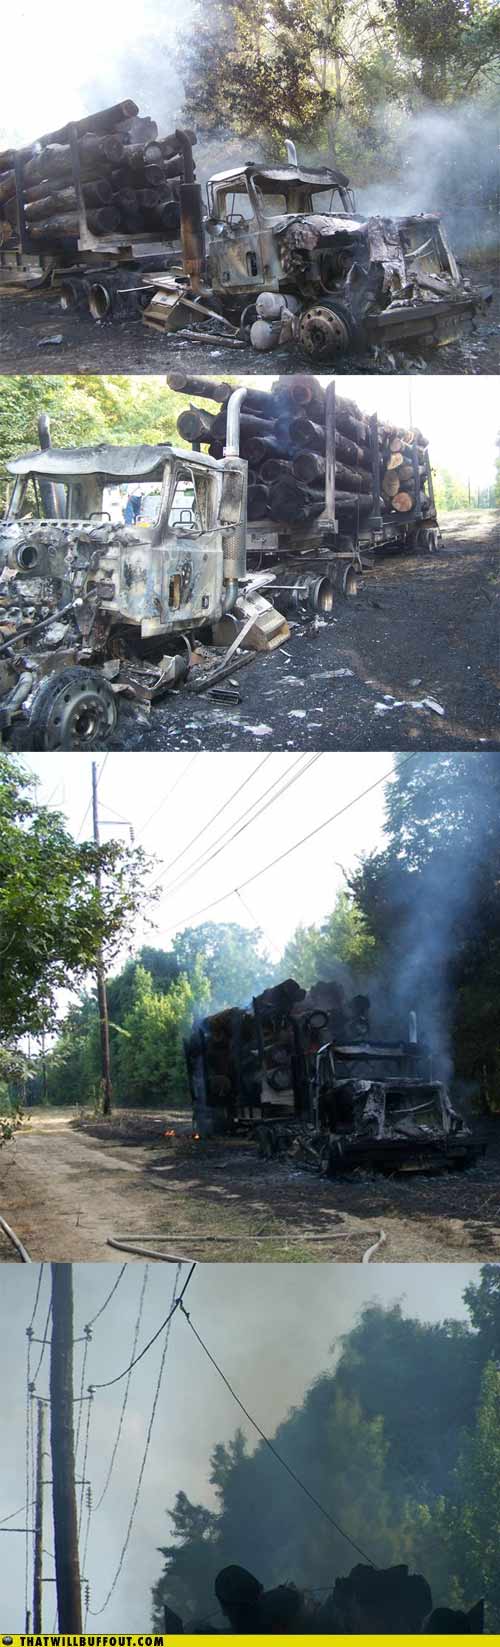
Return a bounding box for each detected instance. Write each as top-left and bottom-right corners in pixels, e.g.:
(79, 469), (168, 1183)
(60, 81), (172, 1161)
(0, 1262), (481, 1630)
(24, 751), (392, 974)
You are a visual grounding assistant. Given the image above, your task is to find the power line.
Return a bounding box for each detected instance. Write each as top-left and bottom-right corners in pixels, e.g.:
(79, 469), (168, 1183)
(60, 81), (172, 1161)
(85, 1266), (127, 1329)
(28, 1266), (44, 1332)
(89, 1264), (182, 1616)
(158, 753), (319, 903)
(93, 1266), (150, 1513)
(91, 1263), (196, 1392)
(75, 1330), (92, 1460)
(31, 1297), (52, 1386)
(78, 1393), (94, 1538)
(148, 753), (272, 892)
(138, 753), (199, 837)
(179, 1302), (375, 1568)
(157, 756), (414, 938)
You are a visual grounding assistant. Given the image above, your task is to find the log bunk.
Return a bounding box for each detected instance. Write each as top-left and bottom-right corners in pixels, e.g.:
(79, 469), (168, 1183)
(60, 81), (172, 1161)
(0, 100), (195, 252)
(167, 373), (435, 545)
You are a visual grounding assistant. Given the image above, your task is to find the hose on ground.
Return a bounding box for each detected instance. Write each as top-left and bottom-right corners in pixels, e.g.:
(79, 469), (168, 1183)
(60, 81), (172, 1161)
(362, 1229), (387, 1263)
(107, 1237), (185, 1262)
(0, 1214), (31, 1262)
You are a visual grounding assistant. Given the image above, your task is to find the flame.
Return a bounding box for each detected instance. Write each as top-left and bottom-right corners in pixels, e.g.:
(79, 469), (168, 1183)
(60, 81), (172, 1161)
(164, 1128), (176, 1137)
(192, 1132), (200, 1141)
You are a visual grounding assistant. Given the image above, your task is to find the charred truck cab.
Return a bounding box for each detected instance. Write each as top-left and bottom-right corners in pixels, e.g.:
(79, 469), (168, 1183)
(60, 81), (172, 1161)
(0, 394), (254, 749)
(185, 978), (477, 1174)
(203, 142), (488, 358)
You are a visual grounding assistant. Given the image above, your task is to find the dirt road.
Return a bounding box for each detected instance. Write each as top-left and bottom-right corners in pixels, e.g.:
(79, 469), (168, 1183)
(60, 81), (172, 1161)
(0, 258), (497, 375)
(1, 1110), (500, 1263)
(100, 508), (499, 755)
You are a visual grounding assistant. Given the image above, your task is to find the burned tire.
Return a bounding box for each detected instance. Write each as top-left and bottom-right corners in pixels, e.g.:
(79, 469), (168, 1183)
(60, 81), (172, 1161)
(417, 527), (439, 553)
(29, 667), (118, 751)
(298, 299), (356, 360)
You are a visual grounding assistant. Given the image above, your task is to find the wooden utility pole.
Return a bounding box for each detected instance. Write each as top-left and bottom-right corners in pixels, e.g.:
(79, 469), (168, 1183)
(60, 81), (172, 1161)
(33, 1398), (45, 1631)
(92, 760), (113, 1115)
(50, 1264), (83, 1632)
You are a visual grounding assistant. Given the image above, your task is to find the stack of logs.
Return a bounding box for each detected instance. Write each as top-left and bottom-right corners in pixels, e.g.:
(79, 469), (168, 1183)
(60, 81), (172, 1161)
(0, 100), (194, 247)
(167, 372), (431, 524)
(379, 427), (431, 515)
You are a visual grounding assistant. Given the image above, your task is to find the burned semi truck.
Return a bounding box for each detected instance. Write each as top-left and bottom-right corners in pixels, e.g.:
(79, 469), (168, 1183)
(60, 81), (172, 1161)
(142, 139), (489, 359)
(0, 103), (488, 359)
(0, 100), (195, 311)
(0, 379), (439, 748)
(185, 977), (476, 1174)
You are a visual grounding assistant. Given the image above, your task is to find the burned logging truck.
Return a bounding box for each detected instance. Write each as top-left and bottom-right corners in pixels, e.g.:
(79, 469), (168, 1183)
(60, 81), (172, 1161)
(150, 138), (489, 360)
(185, 978), (476, 1174)
(0, 104), (489, 359)
(0, 377), (439, 748)
(0, 99), (195, 313)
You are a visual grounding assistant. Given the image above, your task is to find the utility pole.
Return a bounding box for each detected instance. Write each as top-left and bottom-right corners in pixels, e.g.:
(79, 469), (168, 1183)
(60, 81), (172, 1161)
(33, 1399), (45, 1632)
(50, 1265), (83, 1633)
(92, 760), (113, 1115)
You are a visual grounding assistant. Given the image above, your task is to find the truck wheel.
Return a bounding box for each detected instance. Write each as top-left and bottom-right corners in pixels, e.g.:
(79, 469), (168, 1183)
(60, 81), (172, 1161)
(343, 563), (359, 598)
(418, 527), (439, 553)
(298, 300), (355, 359)
(30, 667), (118, 751)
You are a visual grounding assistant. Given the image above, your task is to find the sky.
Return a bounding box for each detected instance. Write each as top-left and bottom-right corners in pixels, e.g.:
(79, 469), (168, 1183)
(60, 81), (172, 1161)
(0, 0), (193, 150)
(23, 750), (392, 976)
(0, 1261), (483, 1630)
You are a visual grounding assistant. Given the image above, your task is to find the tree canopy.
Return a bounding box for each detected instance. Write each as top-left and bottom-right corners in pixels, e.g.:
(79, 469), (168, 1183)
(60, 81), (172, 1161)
(151, 1266), (500, 1629)
(0, 755), (153, 1042)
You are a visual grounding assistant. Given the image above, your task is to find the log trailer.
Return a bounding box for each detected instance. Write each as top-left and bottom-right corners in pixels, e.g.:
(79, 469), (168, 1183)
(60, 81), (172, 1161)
(0, 105), (489, 359)
(0, 379), (440, 748)
(0, 99), (195, 314)
(185, 977), (477, 1174)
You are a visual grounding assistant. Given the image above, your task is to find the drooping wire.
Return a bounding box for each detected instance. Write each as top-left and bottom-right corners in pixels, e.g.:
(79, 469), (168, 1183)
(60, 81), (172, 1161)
(179, 1302), (375, 1569)
(31, 1296), (52, 1386)
(158, 754), (417, 939)
(89, 1264), (182, 1616)
(75, 1327), (92, 1459)
(81, 1486), (93, 1592)
(93, 1266), (151, 1512)
(85, 1265), (127, 1329)
(78, 1389), (94, 1537)
(28, 1265), (44, 1332)
(24, 1338), (32, 1626)
(91, 1262), (195, 1391)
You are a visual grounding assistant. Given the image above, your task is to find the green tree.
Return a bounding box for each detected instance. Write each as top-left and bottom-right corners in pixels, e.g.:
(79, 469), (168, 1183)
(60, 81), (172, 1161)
(349, 754), (500, 1097)
(0, 755), (153, 1041)
(114, 962), (210, 1105)
(281, 888), (376, 986)
(170, 922), (274, 1008)
(0, 375), (226, 509)
(415, 1361), (500, 1625)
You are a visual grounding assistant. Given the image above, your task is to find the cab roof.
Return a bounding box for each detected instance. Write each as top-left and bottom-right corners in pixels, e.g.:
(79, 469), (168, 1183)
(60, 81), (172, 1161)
(210, 161), (350, 189)
(7, 443), (223, 482)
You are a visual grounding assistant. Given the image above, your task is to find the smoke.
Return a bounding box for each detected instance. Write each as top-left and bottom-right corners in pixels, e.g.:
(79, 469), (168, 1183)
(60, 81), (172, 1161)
(356, 100), (500, 259)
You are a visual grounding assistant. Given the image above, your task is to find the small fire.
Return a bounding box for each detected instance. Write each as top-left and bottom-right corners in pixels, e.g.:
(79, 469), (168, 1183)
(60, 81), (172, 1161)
(164, 1128), (176, 1138)
(192, 1132), (200, 1141)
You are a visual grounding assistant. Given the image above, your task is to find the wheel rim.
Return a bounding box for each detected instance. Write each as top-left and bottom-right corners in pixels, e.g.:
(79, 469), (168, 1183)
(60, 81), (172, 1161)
(299, 305), (350, 358)
(42, 679), (117, 750)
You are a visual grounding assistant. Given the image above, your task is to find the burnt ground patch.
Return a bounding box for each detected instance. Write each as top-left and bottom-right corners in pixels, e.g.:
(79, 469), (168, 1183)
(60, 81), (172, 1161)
(102, 509), (500, 754)
(0, 259), (498, 376)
